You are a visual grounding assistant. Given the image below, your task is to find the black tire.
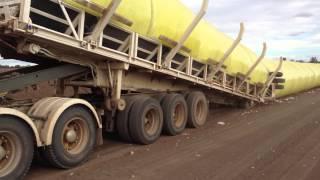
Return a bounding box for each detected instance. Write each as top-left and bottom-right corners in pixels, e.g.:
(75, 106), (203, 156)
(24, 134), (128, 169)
(43, 106), (96, 169)
(152, 93), (167, 103)
(273, 78), (286, 83)
(129, 97), (163, 145)
(275, 84), (285, 90)
(186, 91), (209, 128)
(116, 95), (143, 142)
(0, 116), (34, 180)
(161, 94), (188, 136)
(182, 91), (190, 99)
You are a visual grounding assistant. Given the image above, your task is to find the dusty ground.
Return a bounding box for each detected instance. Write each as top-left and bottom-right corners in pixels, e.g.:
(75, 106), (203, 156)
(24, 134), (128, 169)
(0, 67), (17, 73)
(26, 89), (320, 180)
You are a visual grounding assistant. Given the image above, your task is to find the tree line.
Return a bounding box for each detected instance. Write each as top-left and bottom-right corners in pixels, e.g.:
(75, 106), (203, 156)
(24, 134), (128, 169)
(309, 57), (319, 64)
(282, 56), (320, 64)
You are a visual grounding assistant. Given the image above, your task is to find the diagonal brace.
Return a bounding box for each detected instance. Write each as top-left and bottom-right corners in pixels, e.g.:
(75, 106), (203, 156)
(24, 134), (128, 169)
(162, 0), (209, 68)
(86, 0), (122, 43)
(208, 22), (245, 80)
(260, 57), (284, 98)
(237, 42), (267, 90)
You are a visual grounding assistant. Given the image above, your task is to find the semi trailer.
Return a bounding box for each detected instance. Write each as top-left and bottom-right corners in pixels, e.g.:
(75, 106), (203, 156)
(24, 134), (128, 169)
(0, 0), (293, 179)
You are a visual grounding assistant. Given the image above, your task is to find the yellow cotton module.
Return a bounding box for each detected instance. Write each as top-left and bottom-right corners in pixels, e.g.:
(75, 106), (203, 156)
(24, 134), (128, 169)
(63, 0), (320, 98)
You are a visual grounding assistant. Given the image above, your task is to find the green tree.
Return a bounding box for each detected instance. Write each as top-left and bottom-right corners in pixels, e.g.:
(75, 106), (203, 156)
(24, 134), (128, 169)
(310, 57), (318, 63)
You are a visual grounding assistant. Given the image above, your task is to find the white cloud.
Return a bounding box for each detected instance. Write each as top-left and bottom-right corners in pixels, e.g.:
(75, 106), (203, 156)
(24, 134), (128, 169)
(181, 0), (320, 60)
(0, 60), (35, 67)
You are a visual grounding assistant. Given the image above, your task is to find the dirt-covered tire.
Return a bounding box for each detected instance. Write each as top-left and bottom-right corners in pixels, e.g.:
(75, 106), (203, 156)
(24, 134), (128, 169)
(129, 97), (163, 145)
(182, 91), (190, 99)
(161, 94), (188, 136)
(43, 106), (96, 169)
(152, 93), (167, 103)
(186, 91), (209, 128)
(273, 78), (286, 83)
(116, 95), (144, 142)
(0, 116), (34, 179)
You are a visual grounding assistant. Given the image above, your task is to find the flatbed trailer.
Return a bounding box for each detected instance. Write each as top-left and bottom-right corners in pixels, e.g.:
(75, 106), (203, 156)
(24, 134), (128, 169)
(0, 0), (283, 179)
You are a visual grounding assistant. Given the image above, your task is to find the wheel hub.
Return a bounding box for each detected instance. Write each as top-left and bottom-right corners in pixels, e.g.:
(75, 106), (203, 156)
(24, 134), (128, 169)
(173, 103), (185, 128)
(62, 118), (89, 155)
(144, 109), (159, 136)
(0, 132), (21, 177)
(0, 145), (6, 161)
(65, 129), (77, 143)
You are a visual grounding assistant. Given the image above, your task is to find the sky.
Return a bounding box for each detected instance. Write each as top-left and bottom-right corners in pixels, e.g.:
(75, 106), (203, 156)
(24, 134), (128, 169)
(181, 0), (320, 60)
(0, 59), (35, 67)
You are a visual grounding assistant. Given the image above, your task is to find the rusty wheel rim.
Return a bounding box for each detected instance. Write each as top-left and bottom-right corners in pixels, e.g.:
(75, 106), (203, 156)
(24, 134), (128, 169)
(0, 132), (21, 177)
(61, 117), (89, 155)
(144, 109), (160, 136)
(195, 100), (206, 125)
(173, 103), (186, 128)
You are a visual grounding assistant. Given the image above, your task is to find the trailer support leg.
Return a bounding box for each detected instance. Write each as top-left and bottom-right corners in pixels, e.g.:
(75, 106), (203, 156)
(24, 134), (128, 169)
(114, 70), (122, 100)
(103, 63), (127, 132)
(100, 63), (128, 111)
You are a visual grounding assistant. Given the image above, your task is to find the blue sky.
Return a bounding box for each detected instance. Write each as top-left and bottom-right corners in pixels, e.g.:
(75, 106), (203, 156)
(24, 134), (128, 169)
(181, 0), (320, 60)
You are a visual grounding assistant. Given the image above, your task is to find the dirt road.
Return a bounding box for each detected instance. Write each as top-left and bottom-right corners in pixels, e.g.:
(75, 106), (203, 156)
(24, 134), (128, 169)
(27, 89), (320, 180)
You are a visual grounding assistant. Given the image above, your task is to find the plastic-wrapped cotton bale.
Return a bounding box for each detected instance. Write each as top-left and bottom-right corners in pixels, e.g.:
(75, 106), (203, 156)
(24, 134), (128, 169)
(64, 0), (320, 98)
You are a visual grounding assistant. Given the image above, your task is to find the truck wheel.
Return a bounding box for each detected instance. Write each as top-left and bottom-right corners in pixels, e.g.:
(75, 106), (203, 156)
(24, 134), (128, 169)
(186, 91), (209, 128)
(116, 95), (143, 142)
(129, 97), (163, 145)
(0, 117), (34, 179)
(43, 106), (96, 169)
(161, 94), (188, 136)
